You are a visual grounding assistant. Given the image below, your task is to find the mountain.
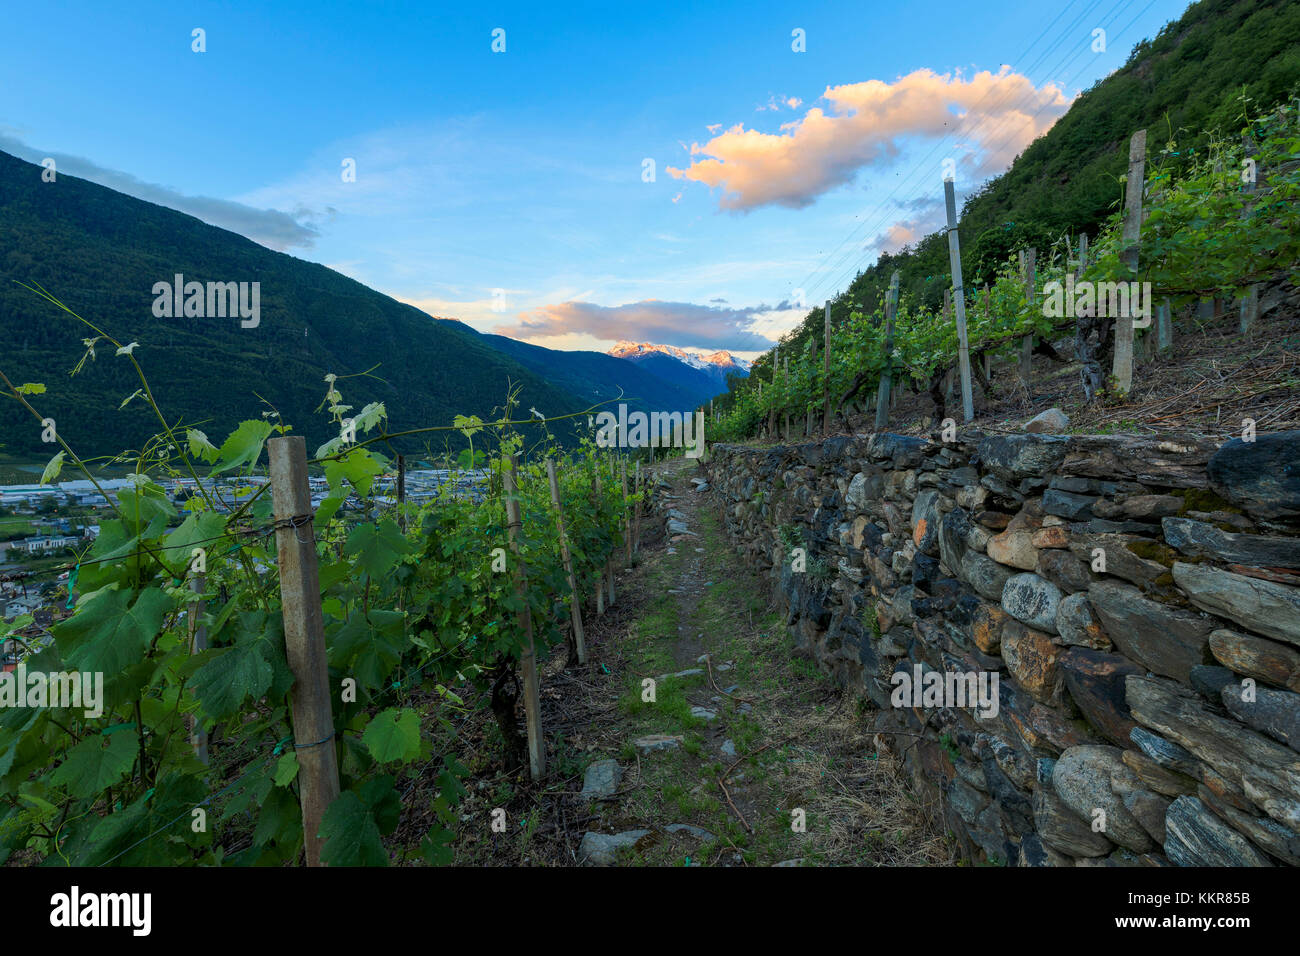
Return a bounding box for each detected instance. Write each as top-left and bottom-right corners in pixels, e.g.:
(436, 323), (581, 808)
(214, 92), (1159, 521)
(0, 149), (590, 460)
(606, 341), (750, 399)
(483, 334), (705, 416)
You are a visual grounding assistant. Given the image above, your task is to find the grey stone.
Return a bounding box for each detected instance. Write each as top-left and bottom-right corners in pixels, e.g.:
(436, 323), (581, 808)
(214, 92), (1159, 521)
(634, 734), (683, 754)
(1033, 787), (1114, 857)
(720, 739), (736, 757)
(1001, 572), (1063, 633)
(1043, 489), (1097, 521)
(1129, 726), (1201, 776)
(912, 489), (942, 556)
(1207, 431), (1300, 529)
(1023, 407), (1070, 434)
(1087, 580), (1214, 682)
(1221, 682), (1300, 752)
(689, 706), (718, 721)
(664, 823), (717, 842)
(1189, 665), (1237, 699)
(1162, 517), (1300, 570)
(580, 759), (623, 799)
(978, 434), (1071, 482)
(1172, 562), (1300, 647)
(1052, 745), (1154, 852)
(1056, 592), (1109, 648)
(1163, 796), (1272, 867)
(961, 551), (1014, 601)
(579, 829), (652, 866)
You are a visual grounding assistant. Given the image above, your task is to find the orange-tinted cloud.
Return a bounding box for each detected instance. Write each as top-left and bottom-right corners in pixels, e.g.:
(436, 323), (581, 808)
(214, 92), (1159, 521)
(668, 67), (1070, 211)
(495, 299), (780, 351)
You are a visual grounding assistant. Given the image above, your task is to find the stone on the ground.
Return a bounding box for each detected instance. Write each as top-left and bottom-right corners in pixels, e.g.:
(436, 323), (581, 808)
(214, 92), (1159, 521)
(772, 858), (804, 867)
(665, 823), (717, 842)
(579, 829), (652, 866)
(1024, 408), (1070, 434)
(580, 759), (623, 799)
(667, 519), (693, 535)
(720, 739), (736, 757)
(634, 734), (683, 754)
(690, 706), (718, 721)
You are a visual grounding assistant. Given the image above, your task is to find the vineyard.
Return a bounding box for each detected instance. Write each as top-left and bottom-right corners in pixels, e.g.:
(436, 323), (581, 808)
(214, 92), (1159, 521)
(0, 298), (645, 866)
(711, 99), (1300, 442)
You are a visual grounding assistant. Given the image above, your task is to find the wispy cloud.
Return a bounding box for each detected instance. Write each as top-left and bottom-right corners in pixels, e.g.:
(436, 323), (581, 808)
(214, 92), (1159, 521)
(495, 299), (783, 351)
(669, 67), (1070, 211)
(0, 129), (322, 250)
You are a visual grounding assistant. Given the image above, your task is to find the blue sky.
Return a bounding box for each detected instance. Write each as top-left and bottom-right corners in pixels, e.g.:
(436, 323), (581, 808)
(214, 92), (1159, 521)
(1, 0), (1191, 358)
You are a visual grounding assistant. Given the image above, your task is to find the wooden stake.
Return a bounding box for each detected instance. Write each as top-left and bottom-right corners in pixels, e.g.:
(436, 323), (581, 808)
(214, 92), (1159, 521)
(621, 459), (631, 564)
(503, 455), (545, 780)
(982, 286), (992, 378)
(1240, 131), (1260, 336)
(1020, 247), (1036, 386)
(546, 458), (585, 666)
(633, 460), (642, 555)
(782, 356), (790, 441)
(943, 178), (975, 422)
(593, 469), (605, 616)
(268, 436), (340, 867)
(188, 571), (208, 765)
(823, 300), (832, 433)
(874, 271), (900, 430)
(396, 454), (406, 533)
(1113, 129), (1146, 397)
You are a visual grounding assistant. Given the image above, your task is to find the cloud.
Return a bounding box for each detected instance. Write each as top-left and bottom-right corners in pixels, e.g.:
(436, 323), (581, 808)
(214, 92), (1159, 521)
(865, 195), (952, 256)
(668, 67), (1070, 211)
(757, 95), (804, 112)
(0, 130), (322, 250)
(495, 299), (780, 351)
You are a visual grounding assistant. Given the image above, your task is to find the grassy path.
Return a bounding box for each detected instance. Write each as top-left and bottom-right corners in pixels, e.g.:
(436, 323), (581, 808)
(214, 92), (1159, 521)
(432, 456), (953, 866)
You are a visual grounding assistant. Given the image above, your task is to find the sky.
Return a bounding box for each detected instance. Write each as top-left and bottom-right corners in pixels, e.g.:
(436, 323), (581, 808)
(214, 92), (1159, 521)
(0, 0), (1192, 360)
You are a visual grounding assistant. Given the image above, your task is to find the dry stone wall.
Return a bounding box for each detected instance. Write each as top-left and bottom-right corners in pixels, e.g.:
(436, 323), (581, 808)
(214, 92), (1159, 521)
(704, 429), (1300, 866)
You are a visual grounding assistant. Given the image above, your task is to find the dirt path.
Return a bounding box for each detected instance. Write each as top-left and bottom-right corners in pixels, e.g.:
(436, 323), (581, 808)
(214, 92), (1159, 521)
(431, 455), (955, 866)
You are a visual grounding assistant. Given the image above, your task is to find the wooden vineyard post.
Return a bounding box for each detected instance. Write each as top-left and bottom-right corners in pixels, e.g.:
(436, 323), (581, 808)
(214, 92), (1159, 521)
(943, 177), (975, 422)
(621, 458), (631, 564)
(767, 347), (779, 437)
(943, 289), (955, 405)
(633, 460), (642, 556)
(503, 455), (545, 780)
(982, 286), (991, 379)
(823, 300), (832, 434)
(188, 571), (208, 765)
(396, 454), (406, 533)
(592, 468), (605, 616)
(1019, 247), (1036, 386)
(1113, 129), (1147, 398)
(1239, 131), (1259, 336)
(874, 271), (901, 430)
(782, 356), (790, 441)
(546, 458), (586, 666)
(268, 436), (340, 867)
(595, 466), (615, 608)
(806, 338), (816, 437)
